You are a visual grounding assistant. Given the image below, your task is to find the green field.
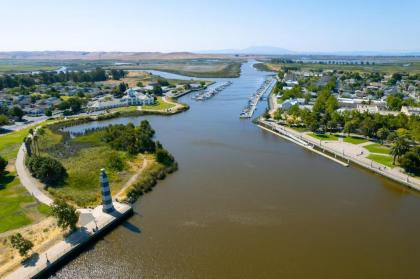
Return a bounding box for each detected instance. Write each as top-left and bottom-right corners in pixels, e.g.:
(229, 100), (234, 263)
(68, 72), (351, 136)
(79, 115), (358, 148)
(0, 64), (56, 73)
(142, 97), (176, 110)
(367, 154), (394, 168)
(364, 143), (391, 154)
(261, 61), (420, 74)
(38, 128), (139, 206)
(0, 172), (49, 233)
(309, 133), (338, 141)
(0, 127), (32, 161)
(343, 136), (369, 145)
(112, 62), (242, 78)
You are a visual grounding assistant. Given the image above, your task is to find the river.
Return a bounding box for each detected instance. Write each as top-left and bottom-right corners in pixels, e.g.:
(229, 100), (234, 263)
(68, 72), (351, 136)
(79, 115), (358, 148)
(54, 61), (420, 278)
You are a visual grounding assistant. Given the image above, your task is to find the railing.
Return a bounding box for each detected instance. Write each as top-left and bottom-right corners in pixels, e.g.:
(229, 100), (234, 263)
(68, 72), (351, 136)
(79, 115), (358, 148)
(259, 120), (420, 191)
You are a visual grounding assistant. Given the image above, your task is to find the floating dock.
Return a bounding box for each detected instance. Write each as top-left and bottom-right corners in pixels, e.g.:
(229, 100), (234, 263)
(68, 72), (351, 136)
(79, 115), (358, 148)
(240, 78), (275, 118)
(193, 81), (232, 101)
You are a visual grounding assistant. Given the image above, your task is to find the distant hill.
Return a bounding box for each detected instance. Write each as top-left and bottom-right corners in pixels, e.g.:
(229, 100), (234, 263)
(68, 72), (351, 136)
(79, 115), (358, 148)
(200, 46), (295, 55)
(200, 46), (420, 56)
(0, 51), (229, 60)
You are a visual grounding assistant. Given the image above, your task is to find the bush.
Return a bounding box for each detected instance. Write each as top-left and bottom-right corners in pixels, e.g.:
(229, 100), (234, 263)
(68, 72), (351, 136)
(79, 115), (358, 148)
(107, 152), (125, 171)
(156, 148), (175, 166)
(400, 147), (420, 175)
(0, 155), (7, 173)
(10, 233), (33, 257)
(26, 155), (67, 186)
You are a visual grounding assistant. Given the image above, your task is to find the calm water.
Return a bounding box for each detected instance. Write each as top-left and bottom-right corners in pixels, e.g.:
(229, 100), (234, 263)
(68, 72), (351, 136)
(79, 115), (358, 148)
(54, 61), (420, 278)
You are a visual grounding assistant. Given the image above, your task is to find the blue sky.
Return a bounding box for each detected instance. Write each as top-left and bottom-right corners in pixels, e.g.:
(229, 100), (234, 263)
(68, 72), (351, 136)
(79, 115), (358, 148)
(1, 0), (419, 52)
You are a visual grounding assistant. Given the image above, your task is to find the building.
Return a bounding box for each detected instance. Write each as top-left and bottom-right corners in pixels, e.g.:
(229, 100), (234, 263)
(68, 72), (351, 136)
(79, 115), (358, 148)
(88, 88), (155, 111)
(401, 106), (420, 116)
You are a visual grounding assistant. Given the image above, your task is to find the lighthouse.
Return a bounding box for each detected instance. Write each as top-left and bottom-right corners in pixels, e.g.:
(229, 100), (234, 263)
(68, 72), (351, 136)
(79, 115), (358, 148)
(100, 168), (115, 213)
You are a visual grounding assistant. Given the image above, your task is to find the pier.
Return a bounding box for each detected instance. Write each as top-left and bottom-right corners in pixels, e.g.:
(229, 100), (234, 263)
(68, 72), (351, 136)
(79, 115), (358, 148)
(240, 77), (276, 118)
(193, 81), (232, 101)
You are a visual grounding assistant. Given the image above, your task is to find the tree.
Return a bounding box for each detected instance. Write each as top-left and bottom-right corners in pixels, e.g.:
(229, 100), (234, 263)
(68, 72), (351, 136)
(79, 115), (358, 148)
(51, 199), (79, 231)
(9, 106), (24, 121)
(10, 233), (33, 257)
(156, 148), (175, 166)
(136, 81), (144, 87)
(0, 155), (7, 174)
(390, 138), (410, 164)
(26, 155), (67, 186)
(343, 120), (357, 136)
(152, 85), (163, 96)
(376, 128), (389, 143)
(45, 108), (53, 117)
(0, 114), (9, 126)
(399, 147), (420, 175)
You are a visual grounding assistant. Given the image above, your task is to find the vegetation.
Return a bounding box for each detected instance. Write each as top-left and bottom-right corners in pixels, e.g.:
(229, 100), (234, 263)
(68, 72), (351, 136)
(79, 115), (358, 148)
(343, 136), (368, 144)
(364, 143), (390, 155)
(367, 154), (394, 168)
(51, 199), (79, 231)
(308, 133), (338, 141)
(0, 155), (7, 173)
(26, 155), (67, 186)
(9, 233), (33, 257)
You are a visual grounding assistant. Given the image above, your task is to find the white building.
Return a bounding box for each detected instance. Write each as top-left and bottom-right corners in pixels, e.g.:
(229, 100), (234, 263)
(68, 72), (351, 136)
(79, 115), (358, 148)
(88, 88), (154, 111)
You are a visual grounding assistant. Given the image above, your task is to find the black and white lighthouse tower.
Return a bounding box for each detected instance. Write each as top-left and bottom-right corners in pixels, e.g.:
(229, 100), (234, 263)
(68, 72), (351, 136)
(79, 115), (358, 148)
(100, 168), (115, 213)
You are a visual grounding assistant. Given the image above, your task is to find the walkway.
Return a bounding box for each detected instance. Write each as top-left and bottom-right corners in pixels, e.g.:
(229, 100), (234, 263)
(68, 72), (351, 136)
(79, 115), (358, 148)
(5, 203), (132, 279)
(15, 145), (54, 205)
(259, 119), (420, 191)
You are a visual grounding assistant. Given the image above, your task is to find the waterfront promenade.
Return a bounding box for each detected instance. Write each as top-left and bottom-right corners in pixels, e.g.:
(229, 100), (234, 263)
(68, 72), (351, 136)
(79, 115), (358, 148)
(259, 119), (420, 191)
(6, 202), (132, 279)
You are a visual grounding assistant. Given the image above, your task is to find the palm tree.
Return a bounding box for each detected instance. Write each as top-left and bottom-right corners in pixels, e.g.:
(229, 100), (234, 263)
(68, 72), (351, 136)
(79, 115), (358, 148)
(390, 138), (409, 165)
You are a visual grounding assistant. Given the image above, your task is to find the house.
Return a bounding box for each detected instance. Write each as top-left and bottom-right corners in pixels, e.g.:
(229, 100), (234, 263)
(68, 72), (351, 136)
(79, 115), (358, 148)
(280, 99), (300, 110)
(88, 89), (155, 111)
(401, 106), (420, 116)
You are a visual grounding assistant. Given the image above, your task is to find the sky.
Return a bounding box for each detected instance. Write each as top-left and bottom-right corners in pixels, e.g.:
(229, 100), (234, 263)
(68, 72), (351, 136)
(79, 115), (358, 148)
(1, 0), (419, 53)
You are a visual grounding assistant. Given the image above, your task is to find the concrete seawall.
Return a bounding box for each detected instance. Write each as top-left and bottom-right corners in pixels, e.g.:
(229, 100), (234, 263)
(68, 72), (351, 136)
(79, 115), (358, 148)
(6, 203), (133, 279)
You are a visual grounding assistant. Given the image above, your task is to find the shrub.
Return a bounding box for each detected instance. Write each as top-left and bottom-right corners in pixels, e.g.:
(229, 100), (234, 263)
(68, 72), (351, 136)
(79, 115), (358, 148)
(10, 233), (33, 257)
(26, 155), (67, 186)
(0, 155), (7, 174)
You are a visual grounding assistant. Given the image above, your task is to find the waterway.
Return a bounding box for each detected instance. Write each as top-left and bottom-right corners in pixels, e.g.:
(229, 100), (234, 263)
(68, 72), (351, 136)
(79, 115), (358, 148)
(54, 61), (420, 278)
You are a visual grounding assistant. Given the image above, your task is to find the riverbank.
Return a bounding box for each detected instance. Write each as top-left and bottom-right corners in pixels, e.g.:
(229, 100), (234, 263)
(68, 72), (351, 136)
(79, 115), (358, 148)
(259, 119), (420, 191)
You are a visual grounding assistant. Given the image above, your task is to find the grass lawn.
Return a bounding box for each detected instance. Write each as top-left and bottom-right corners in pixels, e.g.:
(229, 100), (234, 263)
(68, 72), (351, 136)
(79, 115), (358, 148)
(343, 136), (369, 145)
(0, 127), (32, 161)
(0, 172), (49, 233)
(364, 143), (391, 154)
(367, 154), (394, 168)
(290, 126), (308, 133)
(308, 133), (339, 141)
(142, 97), (176, 111)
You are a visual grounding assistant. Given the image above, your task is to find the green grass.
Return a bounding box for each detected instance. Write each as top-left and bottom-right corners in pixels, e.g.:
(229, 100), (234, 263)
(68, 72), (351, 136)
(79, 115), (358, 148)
(343, 136), (369, 145)
(0, 127), (31, 161)
(0, 172), (43, 233)
(142, 97), (176, 111)
(37, 204), (52, 216)
(290, 126), (308, 132)
(367, 154), (394, 168)
(364, 143), (391, 154)
(0, 64), (56, 73)
(308, 133), (339, 141)
(41, 130), (137, 206)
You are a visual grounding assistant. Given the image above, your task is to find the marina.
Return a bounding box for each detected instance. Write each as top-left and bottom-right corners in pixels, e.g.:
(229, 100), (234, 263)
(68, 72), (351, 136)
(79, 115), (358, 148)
(192, 81), (232, 101)
(240, 77), (276, 118)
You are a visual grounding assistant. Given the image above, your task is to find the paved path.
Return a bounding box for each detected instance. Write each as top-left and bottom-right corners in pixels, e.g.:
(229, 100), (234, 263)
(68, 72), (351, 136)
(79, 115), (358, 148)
(15, 145), (53, 205)
(260, 120), (420, 190)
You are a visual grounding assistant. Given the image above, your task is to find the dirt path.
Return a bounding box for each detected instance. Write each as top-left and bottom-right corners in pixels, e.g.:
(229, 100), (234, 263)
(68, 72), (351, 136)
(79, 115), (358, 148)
(115, 156), (151, 199)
